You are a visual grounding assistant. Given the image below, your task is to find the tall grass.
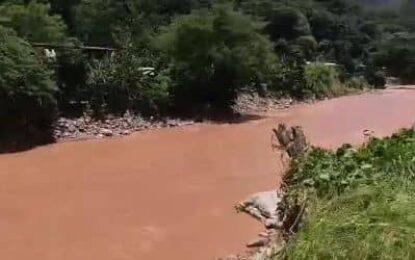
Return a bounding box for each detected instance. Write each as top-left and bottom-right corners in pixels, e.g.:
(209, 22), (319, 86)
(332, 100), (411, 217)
(278, 128), (415, 259)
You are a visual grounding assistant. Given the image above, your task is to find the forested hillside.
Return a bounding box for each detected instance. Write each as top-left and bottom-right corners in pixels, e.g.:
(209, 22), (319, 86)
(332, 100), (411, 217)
(1, 0), (415, 148)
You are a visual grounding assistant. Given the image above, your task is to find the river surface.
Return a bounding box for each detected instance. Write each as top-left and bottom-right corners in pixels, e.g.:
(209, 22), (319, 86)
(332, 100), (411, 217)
(0, 87), (414, 260)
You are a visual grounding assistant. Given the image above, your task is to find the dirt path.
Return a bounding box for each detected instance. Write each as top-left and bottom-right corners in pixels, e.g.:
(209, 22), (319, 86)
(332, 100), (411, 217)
(0, 87), (414, 260)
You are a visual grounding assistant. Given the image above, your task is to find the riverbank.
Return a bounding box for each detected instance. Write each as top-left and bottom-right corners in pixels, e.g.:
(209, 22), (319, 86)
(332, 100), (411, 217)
(228, 86), (415, 260)
(53, 87), (364, 142)
(52, 93), (297, 141)
(275, 127), (415, 259)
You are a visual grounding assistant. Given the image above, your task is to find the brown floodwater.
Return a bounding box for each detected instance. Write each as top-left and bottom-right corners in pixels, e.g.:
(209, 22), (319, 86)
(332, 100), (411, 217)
(0, 87), (414, 260)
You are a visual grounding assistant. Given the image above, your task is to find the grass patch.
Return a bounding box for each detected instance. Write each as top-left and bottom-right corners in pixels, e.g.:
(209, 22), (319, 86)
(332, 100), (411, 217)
(276, 128), (415, 259)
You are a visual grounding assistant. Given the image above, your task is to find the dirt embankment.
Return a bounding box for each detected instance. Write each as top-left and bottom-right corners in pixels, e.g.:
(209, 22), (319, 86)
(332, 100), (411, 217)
(0, 87), (414, 260)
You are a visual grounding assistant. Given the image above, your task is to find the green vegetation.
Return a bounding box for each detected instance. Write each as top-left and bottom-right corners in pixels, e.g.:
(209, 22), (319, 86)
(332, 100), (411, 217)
(157, 4), (278, 112)
(0, 1), (67, 43)
(303, 63), (345, 98)
(277, 128), (415, 259)
(0, 26), (56, 149)
(85, 47), (171, 115)
(0, 0), (415, 148)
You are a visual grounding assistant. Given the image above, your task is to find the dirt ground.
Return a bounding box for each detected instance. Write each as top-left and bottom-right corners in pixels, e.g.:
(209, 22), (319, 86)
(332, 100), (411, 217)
(0, 87), (414, 260)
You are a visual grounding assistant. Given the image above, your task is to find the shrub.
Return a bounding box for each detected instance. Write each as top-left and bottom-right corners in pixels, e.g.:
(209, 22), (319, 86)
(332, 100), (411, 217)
(272, 51), (307, 98)
(0, 26), (57, 150)
(86, 47), (170, 116)
(157, 3), (279, 113)
(303, 63), (341, 98)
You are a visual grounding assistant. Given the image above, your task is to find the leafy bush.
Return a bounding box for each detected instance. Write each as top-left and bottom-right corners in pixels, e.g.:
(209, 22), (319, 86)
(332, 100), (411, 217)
(279, 128), (415, 259)
(284, 128), (415, 204)
(303, 63), (343, 98)
(157, 3), (279, 113)
(272, 51), (307, 98)
(86, 47), (170, 116)
(0, 26), (57, 150)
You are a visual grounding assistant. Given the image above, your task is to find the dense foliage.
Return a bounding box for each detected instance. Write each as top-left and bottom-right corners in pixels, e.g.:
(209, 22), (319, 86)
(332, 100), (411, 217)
(303, 63), (344, 98)
(157, 4), (278, 112)
(278, 128), (415, 259)
(0, 1), (67, 43)
(85, 47), (171, 115)
(0, 26), (56, 150)
(0, 0), (414, 148)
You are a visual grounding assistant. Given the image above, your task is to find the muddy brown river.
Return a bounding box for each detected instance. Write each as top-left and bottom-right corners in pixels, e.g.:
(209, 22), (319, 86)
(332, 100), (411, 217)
(0, 87), (414, 260)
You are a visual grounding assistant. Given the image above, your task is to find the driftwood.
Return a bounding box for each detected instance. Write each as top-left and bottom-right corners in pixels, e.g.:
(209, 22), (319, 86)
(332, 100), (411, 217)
(272, 123), (308, 159)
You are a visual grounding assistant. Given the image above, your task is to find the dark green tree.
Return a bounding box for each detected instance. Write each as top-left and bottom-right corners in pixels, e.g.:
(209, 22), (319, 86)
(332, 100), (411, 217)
(0, 26), (57, 149)
(0, 1), (67, 43)
(158, 3), (279, 113)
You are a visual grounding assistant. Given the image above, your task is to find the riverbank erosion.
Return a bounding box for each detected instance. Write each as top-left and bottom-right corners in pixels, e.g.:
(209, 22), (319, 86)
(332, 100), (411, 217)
(0, 87), (414, 260)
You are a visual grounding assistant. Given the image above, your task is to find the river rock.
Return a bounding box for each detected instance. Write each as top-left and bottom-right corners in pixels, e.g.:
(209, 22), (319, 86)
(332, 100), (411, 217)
(54, 113), (196, 140)
(235, 190), (282, 222)
(67, 124), (77, 133)
(121, 130), (131, 136)
(100, 129), (113, 137)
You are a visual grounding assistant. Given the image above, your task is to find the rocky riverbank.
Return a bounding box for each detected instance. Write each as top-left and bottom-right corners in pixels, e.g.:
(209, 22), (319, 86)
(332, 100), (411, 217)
(53, 93), (301, 141)
(233, 93), (302, 114)
(53, 111), (195, 140)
